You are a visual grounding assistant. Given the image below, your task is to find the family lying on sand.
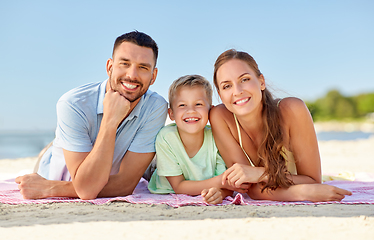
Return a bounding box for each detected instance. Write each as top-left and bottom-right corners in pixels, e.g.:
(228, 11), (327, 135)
(15, 31), (352, 204)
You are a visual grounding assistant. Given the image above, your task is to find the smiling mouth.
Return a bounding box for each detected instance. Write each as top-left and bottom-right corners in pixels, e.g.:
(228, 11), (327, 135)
(122, 82), (139, 90)
(234, 98), (250, 105)
(183, 117), (200, 123)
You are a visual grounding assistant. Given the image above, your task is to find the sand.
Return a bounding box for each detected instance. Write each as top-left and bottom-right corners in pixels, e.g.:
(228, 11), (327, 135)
(1, 136), (374, 239)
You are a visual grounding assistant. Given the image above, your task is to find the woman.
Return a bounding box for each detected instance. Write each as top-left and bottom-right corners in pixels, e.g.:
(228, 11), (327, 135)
(210, 49), (351, 202)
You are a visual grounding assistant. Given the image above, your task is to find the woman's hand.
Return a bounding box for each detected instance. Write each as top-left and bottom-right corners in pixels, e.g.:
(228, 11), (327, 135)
(201, 187), (224, 205)
(299, 184), (352, 202)
(222, 181), (251, 193)
(222, 163), (265, 188)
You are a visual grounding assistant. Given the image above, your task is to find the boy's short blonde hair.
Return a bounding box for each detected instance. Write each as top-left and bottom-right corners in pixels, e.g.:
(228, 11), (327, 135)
(168, 75), (213, 109)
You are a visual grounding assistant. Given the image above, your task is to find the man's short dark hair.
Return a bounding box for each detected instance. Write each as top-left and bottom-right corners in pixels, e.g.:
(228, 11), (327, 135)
(113, 31), (158, 66)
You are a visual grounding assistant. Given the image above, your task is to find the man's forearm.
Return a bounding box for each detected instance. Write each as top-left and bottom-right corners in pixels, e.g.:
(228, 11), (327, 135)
(37, 172), (138, 199)
(49, 180), (78, 198)
(96, 173), (138, 198)
(96, 151), (155, 198)
(42, 172), (137, 199)
(69, 120), (118, 199)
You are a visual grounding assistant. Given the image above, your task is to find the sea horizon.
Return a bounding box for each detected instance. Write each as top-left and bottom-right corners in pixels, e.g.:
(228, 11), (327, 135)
(0, 128), (373, 160)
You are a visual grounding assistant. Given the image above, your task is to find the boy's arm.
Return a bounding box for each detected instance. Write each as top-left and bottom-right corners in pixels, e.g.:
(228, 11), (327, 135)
(166, 175), (234, 205)
(166, 175), (224, 196)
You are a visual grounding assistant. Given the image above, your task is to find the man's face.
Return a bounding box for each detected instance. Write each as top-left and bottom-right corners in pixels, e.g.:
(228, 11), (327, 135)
(106, 42), (157, 103)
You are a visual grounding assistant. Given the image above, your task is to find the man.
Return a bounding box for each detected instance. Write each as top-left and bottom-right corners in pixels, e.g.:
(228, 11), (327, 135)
(15, 31), (168, 200)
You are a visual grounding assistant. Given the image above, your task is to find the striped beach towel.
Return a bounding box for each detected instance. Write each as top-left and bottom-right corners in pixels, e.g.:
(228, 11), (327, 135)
(1, 173), (373, 207)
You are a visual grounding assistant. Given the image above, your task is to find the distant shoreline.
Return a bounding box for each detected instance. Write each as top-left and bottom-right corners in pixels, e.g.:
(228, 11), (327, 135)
(314, 121), (374, 133)
(1, 121), (374, 160)
(1, 120), (374, 134)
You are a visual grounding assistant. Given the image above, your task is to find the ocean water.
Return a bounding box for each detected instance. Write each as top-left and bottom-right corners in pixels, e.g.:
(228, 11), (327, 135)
(0, 130), (373, 160)
(0, 131), (55, 159)
(316, 131), (373, 141)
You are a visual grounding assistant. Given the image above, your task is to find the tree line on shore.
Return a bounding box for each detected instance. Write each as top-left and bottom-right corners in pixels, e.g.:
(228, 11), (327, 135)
(305, 90), (374, 121)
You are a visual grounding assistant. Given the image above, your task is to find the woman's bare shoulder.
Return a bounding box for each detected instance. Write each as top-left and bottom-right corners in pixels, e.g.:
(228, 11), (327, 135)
(278, 97), (305, 108)
(209, 104), (236, 128)
(278, 97), (314, 132)
(210, 104), (232, 118)
(278, 97), (309, 116)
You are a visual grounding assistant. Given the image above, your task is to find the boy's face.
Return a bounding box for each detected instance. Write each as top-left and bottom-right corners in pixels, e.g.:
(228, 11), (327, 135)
(168, 86), (211, 135)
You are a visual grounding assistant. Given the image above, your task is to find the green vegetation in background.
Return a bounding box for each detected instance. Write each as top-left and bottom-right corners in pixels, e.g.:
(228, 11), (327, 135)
(305, 90), (374, 121)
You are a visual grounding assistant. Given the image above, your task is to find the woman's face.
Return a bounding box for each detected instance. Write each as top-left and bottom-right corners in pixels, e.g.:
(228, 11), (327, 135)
(216, 59), (266, 116)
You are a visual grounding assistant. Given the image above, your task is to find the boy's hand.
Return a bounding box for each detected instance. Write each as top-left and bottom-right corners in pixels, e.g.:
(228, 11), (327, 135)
(201, 187), (223, 205)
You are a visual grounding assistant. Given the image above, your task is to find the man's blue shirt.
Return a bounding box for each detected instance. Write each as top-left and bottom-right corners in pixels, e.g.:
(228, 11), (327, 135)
(38, 80), (167, 181)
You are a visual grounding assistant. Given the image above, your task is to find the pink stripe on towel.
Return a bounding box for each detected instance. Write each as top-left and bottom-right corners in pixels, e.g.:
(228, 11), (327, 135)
(1, 176), (373, 207)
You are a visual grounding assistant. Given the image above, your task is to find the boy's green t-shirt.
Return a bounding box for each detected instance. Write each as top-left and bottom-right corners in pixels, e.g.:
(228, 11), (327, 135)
(148, 123), (227, 194)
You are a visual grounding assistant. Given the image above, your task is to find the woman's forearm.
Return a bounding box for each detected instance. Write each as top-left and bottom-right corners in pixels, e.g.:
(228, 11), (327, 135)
(247, 173), (323, 201)
(288, 174), (321, 185)
(248, 183), (305, 201)
(248, 182), (351, 202)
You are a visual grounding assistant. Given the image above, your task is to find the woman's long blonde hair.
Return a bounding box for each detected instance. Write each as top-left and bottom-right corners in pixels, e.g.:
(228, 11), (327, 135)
(213, 49), (294, 192)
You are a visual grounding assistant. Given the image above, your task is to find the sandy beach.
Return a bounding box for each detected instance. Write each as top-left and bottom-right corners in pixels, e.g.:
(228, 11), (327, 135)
(1, 134), (374, 239)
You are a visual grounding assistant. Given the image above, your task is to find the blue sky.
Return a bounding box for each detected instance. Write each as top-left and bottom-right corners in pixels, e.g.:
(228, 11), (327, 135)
(1, 0), (373, 131)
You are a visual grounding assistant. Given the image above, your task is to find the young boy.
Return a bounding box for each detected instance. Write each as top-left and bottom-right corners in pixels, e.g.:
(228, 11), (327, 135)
(147, 75), (236, 204)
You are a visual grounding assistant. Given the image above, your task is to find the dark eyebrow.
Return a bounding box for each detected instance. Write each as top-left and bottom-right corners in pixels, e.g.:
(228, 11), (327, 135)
(139, 63), (152, 68)
(119, 58), (152, 68)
